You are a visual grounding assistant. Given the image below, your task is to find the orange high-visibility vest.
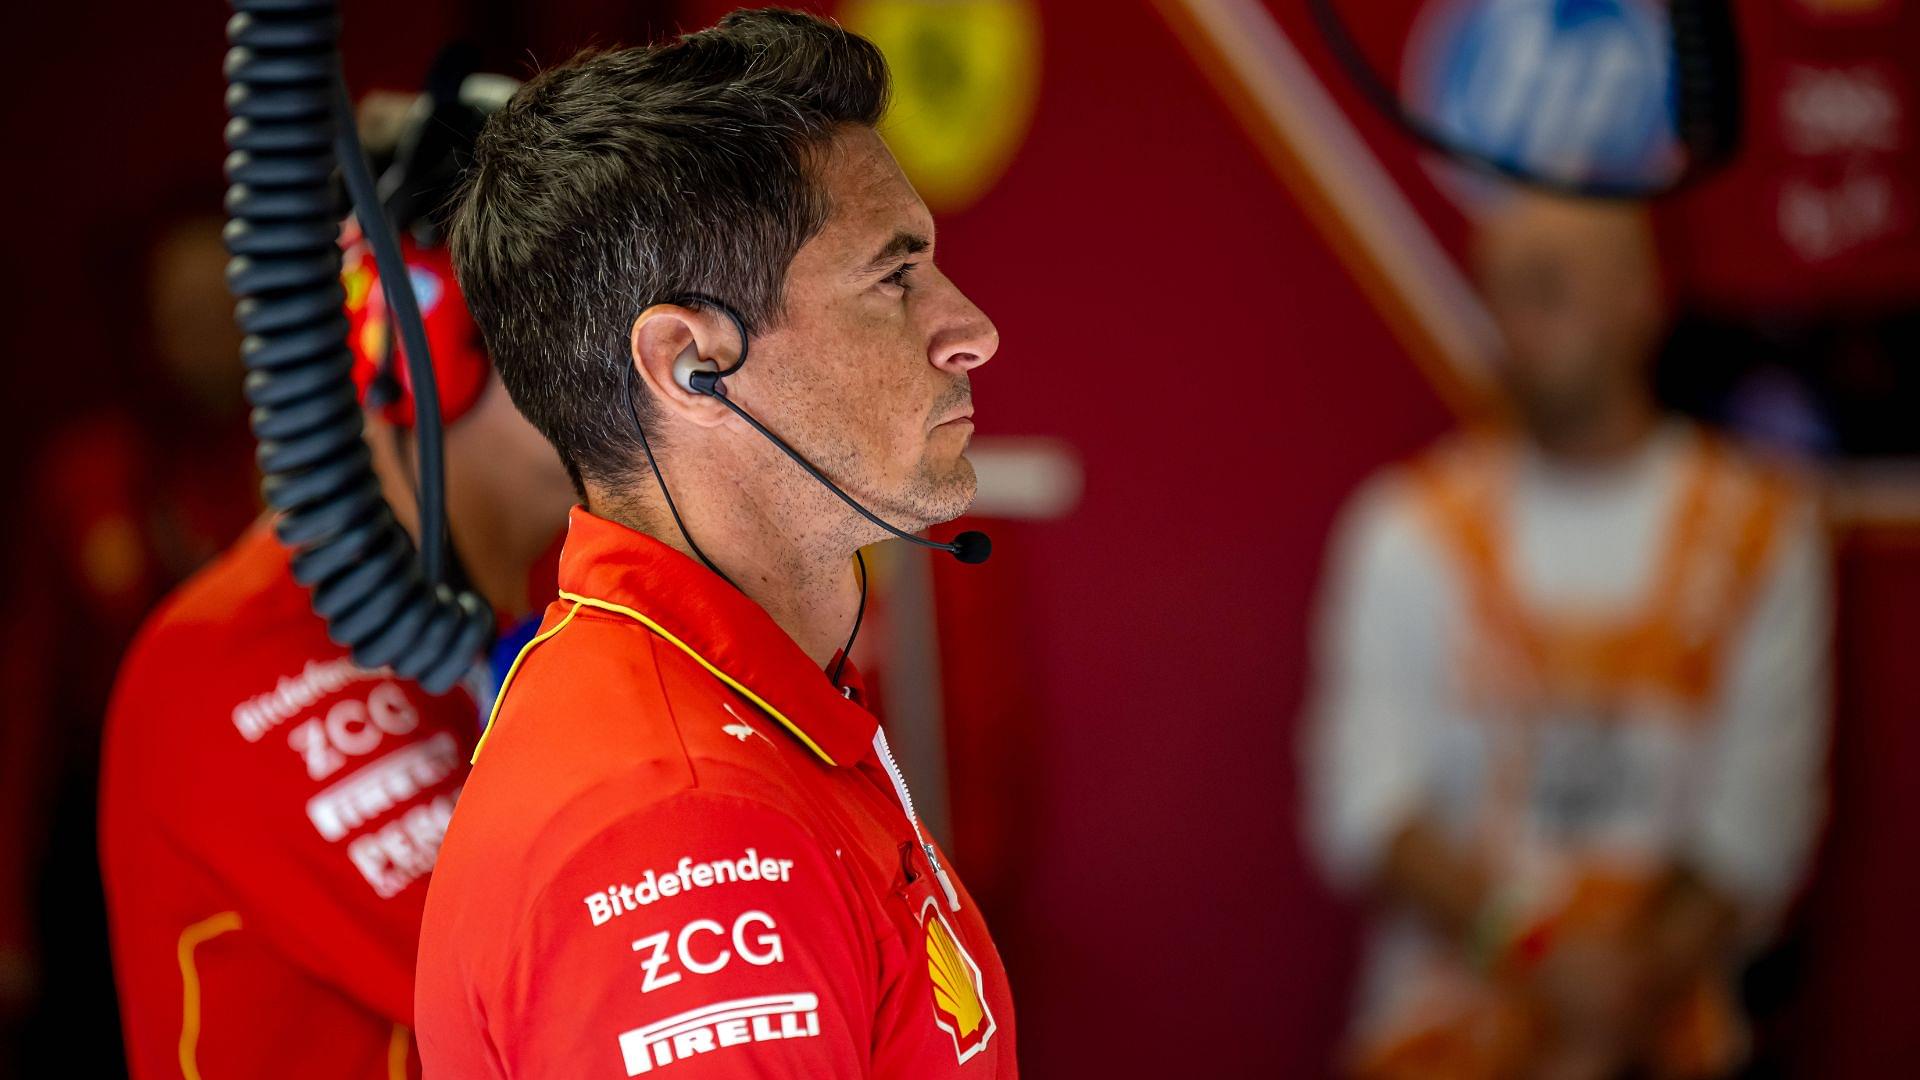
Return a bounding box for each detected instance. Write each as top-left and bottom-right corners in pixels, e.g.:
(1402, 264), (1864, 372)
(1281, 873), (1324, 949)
(1355, 430), (1795, 1080)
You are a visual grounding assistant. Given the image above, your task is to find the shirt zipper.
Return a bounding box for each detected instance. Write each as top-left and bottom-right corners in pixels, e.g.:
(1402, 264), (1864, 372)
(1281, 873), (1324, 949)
(871, 724), (961, 912)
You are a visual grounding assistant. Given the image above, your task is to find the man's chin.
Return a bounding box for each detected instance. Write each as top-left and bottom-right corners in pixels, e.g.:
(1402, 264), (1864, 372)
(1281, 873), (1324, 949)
(935, 457), (979, 521)
(896, 458), (977, 531)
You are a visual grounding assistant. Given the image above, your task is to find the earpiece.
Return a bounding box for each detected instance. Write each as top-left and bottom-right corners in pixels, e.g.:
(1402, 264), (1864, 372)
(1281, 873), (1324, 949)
(672, 342), (722, 396)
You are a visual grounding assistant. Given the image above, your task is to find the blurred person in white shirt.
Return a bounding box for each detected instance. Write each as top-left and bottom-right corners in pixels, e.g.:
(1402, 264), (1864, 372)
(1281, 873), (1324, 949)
(1303, 194), (1831, 1080)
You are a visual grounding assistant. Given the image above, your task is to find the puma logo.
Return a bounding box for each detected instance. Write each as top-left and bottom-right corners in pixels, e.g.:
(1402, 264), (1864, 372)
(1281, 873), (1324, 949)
(721, 703), (771, 746)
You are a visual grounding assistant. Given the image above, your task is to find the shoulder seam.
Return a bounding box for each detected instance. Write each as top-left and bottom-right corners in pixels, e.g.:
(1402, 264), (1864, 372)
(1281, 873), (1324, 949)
(645, 632), (701, 791)
(472, 601), (584, 765)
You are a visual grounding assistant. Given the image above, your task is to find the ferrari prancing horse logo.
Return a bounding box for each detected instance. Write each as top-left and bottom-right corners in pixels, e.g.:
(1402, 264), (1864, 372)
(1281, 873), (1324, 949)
(921, 896), (996, 1063)
(840, 0), (1041, 214)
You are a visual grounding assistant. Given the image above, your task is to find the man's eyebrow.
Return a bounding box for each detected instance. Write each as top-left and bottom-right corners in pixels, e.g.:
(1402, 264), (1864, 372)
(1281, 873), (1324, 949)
(856, 231), (931, 274)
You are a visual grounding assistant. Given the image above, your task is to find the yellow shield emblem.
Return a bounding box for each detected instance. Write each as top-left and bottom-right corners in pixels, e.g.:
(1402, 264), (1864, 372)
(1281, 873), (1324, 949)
(921, 897), (997, 1063)
(840, 0), (1042, 213)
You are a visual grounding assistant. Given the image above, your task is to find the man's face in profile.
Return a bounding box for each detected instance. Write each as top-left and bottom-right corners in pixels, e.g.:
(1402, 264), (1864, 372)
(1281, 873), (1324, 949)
(733, 125), (1000, 533)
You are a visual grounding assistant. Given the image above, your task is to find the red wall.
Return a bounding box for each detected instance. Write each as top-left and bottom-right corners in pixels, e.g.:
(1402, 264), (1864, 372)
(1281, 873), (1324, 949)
(826, 0), (1459, 1071)
(5, 1), (1916, 1075)
(787, 2), (1920, 1074)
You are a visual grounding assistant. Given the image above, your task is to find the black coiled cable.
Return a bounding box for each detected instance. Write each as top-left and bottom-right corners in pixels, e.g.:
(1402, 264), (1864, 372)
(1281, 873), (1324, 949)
(222, 0), (492, 693)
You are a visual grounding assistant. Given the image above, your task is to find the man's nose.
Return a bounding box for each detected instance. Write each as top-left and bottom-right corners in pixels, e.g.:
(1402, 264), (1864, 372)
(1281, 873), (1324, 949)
(929, 274), (999, 375)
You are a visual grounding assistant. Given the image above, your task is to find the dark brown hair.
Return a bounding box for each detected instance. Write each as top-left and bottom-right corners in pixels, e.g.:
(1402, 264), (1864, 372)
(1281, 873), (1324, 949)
(451, 8), (890, 492)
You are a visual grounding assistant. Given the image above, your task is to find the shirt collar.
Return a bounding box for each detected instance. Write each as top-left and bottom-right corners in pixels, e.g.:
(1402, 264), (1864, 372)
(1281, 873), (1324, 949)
(555, 506), (877, 767)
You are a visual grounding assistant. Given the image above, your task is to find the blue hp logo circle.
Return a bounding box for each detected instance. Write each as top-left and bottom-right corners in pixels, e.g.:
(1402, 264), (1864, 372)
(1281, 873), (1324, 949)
(1408, 0), (1679, 183)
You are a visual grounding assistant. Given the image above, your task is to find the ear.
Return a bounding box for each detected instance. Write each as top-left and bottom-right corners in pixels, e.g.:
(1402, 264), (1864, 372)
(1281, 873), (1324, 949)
(630, 303), (733, 429)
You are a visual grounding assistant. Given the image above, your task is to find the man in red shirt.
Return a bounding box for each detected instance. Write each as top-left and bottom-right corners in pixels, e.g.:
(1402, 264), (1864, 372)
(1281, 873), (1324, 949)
(416, 10), (1015, 1077)
(99, 229), (576, 1077)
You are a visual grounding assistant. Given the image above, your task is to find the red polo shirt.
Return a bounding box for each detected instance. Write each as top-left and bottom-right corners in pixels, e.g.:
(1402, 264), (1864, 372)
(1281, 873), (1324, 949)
(100, 521), (476, 1079)
(415, 508), (1016, 1078)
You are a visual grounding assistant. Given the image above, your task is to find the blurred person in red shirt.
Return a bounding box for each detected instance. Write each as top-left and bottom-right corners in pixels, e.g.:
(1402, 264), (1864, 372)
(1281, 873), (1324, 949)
(99, 184), (576, 1077)
(0, 199), (260, 1073)
(414, 11), (1016, 1077)
(1304, 194), (1831, 1079)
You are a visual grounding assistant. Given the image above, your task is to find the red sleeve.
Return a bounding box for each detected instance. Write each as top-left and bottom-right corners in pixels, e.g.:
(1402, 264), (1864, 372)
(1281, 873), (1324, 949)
(162, 668), (473, 1025)
(492, 790), (878, 1079)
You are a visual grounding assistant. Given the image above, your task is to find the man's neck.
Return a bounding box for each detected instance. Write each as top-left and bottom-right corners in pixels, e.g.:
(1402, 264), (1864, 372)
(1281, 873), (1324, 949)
(591, 466), (863, 671)
(368, 421), (551, 622)
(1529, 394), (1662, 469)
(444, 483), (550, 620)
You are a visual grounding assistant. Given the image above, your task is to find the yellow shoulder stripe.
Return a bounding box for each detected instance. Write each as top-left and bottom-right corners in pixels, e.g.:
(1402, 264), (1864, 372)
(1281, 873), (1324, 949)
(557, 590), (837, 767)
(177, 910), (242, 1080)
(388, 1023), (412, 1080)
(470, 602), (583, 765)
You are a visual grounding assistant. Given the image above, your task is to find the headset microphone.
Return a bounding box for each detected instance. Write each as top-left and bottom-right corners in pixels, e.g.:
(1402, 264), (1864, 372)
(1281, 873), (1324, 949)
(668, 304), (992, 566)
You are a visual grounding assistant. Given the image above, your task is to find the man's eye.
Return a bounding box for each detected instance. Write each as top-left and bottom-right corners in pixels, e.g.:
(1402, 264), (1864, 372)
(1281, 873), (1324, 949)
(882, 262), (918, 290)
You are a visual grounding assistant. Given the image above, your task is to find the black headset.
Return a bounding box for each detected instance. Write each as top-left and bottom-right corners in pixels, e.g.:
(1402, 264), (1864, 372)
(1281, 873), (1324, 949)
(625, 293), (990, 687)
(666, 295), (990, 565)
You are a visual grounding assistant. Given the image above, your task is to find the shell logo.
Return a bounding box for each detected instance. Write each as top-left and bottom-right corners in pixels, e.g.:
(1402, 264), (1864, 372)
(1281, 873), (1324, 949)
(840, 0), (1041, 214)
(922, 897), (996, 1063)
